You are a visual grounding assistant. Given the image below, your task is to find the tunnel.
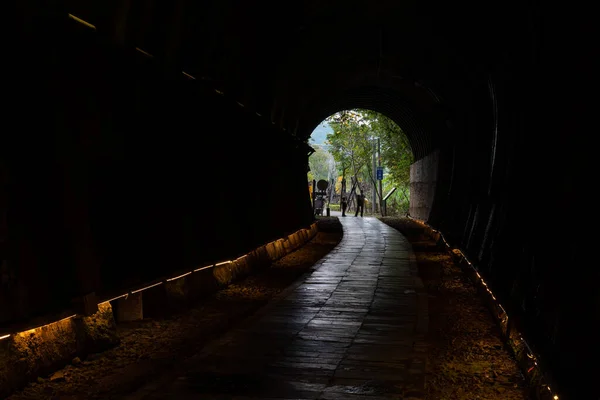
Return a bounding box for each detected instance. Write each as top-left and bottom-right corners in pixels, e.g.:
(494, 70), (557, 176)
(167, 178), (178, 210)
(2, 1), (597, 398)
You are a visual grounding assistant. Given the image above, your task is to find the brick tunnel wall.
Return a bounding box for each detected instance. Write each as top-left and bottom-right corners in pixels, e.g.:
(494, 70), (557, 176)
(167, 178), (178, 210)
(2, 21), (314, 329)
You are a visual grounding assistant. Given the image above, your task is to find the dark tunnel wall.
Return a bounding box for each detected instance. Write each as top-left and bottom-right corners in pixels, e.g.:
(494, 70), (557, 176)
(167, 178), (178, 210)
(3, 12), (314, 329)
(5, 1), (598, 398)
(422, 8), (598, 398)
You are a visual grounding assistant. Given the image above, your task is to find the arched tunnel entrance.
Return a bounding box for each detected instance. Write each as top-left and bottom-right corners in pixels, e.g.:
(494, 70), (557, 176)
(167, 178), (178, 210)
(3, 1), (597, 399)
(307, 109), (415, 218)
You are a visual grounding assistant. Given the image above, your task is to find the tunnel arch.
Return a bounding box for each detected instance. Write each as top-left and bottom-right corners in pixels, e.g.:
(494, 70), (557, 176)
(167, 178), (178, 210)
(8, 2), (598, 398)
(308, 106), (419, 220)
(258, 4), (487, 159)
(300, 85), (445, 162)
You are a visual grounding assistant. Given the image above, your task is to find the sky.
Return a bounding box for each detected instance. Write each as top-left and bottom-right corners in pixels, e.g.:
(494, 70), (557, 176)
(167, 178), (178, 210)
(309, 122), (333, 145)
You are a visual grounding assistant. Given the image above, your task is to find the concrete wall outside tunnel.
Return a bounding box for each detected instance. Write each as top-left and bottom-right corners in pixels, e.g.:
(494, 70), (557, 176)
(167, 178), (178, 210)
(409, 150), (439, 220)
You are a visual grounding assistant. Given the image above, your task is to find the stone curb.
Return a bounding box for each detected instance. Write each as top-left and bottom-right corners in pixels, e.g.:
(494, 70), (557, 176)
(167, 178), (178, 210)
(0, 221), (319, 399)
(416, 221), (559, 400)
(164, 222), (318, 305)
(0, 302), (119, 399)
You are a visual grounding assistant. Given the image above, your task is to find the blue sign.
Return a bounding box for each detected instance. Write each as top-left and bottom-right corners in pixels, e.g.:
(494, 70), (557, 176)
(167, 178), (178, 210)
(376, 166), (384, 180)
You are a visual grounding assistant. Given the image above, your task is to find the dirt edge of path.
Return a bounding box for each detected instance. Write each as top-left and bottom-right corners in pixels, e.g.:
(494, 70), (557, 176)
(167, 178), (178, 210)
(379, 216), (530, 400)
(6, 217), (343, 400)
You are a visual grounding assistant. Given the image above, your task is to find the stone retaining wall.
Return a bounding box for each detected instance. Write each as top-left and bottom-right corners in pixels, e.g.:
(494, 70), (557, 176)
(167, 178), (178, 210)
(179, 223), (318, 291)
(0, 302), (119, 398)
(0, 221), (319, 398)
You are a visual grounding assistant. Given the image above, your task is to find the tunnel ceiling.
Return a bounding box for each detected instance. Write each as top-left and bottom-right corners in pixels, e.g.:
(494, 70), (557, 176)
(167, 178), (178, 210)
(163, 0), (517, 160)
(66, 0), (525, 160)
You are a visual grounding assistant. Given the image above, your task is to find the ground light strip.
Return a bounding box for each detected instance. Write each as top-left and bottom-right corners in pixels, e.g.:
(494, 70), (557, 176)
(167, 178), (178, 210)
(0, 315), (78, 343)
(407, 216), (560, 400)
(0, 225), (315, 342)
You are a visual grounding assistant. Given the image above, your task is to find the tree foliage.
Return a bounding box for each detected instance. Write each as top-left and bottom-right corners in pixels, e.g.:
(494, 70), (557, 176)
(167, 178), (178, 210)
(325, 110), (372, 189)
(324, 109), (413, 214)
(307, 145), (336, 183)
(361, 109), (413, 186)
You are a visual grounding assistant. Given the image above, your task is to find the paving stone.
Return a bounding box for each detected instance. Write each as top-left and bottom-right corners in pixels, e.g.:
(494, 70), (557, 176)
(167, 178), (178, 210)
(125, 217), (427, 399)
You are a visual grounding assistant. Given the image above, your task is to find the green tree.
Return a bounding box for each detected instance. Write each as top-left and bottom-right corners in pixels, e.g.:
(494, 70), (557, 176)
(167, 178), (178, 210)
(307, 145), (336, 183)
(361, 110), (413, 214)
(324, 109), (413, 215)
(326, 110), (373, 191)
(361, 109), (412, 185)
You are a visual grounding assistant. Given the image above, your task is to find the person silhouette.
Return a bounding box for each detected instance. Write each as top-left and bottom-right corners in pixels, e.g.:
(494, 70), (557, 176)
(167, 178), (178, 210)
(341, 196), (347, 216)
(355, 193), (364, 217)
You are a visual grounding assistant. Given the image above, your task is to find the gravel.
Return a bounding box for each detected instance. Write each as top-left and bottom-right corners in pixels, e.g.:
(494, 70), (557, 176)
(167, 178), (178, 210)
(5, 218), (343, 400)
(379, 216), (530, 400)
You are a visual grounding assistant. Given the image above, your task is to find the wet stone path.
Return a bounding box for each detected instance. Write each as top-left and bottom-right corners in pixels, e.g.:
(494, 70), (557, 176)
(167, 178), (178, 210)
(124, 216), (428, 400)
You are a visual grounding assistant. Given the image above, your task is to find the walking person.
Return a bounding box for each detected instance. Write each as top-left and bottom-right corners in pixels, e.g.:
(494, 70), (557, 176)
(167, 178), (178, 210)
(341, 196), (347, 217)
(354, 192), (364, 217)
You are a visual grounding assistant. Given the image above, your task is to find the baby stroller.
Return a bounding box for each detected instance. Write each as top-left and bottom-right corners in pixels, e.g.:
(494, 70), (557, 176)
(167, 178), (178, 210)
(314, 196), (325, 216)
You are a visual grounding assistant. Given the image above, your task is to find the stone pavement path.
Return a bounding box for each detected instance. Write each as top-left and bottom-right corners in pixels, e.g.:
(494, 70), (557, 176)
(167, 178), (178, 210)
(124, 216), (428, 400)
